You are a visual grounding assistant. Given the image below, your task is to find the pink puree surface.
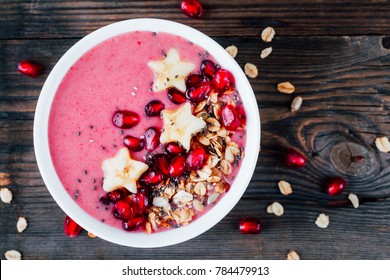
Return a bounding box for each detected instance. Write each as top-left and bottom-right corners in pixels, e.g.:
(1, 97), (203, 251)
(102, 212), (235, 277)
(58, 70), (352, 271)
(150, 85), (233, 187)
(49, 31), (246, 229)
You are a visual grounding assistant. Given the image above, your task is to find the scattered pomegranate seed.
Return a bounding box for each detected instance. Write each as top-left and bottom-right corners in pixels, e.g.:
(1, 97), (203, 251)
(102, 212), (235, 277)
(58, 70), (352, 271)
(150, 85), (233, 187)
(154, 154), (171, 176)
(185, 82), (212, 103)
(221, 104), (241, 131)
(239, 217), (261, 234)
(144, 127), (160, 151)
(122, 215), (145, 231)
(18, 60), (42, 78)
(284, 148), (307, 167)
(123, 135), (144, 151)
(185, 74), (207, 89)
(64, 215), (82, 237)
(139, 169), (164, 186)
(180, 0), (203, 18)
(212, 69), (235, 94)
(326, 177), (347, 196)
(145, 100), (165, 117)
(108, 188), (127, 203)
(114, 200), (135, 220)
(201, 60), (218, 79)
(167, 87), (187, 104)
(112, 110), (140, 129)
(164, 142), (185, 155)
(186, 147), (207, 170)
(169, 155), (187, 177)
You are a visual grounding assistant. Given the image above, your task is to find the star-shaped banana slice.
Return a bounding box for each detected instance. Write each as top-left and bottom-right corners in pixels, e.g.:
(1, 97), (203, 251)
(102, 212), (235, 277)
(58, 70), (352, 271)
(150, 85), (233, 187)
(160, 103), (206, 151)
(101, 148), (148, 193)
(148, 48), (195, 92)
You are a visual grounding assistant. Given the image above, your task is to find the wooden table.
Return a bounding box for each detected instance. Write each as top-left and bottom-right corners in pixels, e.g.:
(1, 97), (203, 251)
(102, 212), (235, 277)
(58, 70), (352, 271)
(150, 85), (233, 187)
(1, 0), (389, 260)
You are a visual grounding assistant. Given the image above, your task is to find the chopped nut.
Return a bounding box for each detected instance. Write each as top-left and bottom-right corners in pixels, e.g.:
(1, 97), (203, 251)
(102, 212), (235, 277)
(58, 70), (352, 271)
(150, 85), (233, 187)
(0, 173), (11, 187)
(172, 190), (193, 205)
(88, 232), (96, 238)
(4, 250), (22, 260)
(215, 181), (230, 193)
(193, 199), (204, 211)
(220, 159), (232, 175)
(209, 92), (218, 104)
(197, 166), (212, 179)
(315, 213), (330, 228)
(277, 82), (295, 94)
(291, 96), (303, 112)
(375, 136), (390, 153)
(0, 188), (13, 203)
(261, 27), (275, 42)
(16, 217), (28, 233)
(194, 100), (206, 113)
(194, 182), (207, 196)
(260, 47), (273, 59)
(207, 192), (220, 205)
(271, 202), (284, 216)
(198, 135), (210, 146)
(278, 180), (293, 196)
(244, 63), (258, 79)
(207, 176), (221, 183)
(286, 250), (300, 260)
(225, 45), (238, 58)
(348, 193), (359, 209)
(153, 196), (170, 208)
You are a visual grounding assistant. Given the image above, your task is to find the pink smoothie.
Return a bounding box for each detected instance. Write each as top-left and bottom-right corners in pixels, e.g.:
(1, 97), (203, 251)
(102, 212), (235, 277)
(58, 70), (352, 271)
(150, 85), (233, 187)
(49, 31), (246, 231)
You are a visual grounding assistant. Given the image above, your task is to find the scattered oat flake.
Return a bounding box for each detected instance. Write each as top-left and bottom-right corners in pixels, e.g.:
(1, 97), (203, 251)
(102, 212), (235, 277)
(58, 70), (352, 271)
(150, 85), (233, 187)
(260, 47), (273, 59)
(88, 231), (96, 238)
(286, 250), (300, 260)
(244, 63), (258, 79)
(278, 180), (293, 195)
(266, 204), (274, 214)
(348, 193), (359, 209)
(315, 213), (330, 228)
(375, 136), (390, 153)
(291, 96), (303, 112)
(261, 27), (275, 42)
(4, 250), (22, 260)
(0, 188), (13, 203)
(0, 172), (12, 186)
(225, 45), (238, 58)
(277, 82), (295, 94)
(17, 217), (28, 233)
(271, 202), (284, 216)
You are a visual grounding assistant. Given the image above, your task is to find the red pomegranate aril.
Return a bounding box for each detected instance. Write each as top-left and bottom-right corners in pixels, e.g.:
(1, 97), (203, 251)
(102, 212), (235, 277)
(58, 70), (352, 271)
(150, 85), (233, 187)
(144, 127), (160, 151)
(186, 147), (207, 170)
(129, 192), (148, 213)
(112, 110), (140, 129)
(169, 155), (187, 177)
(164, 142), (185, 155)
(185, 82), (212, 103)
(64, 215), (82, 237)
(185, 74), (207, 88)
(212, 69), (235, 94)
(18, 60), (42, 78)
(139, 169), (164, 186)
(221, 104), (241, 131)
(145, 100), (165, 117)
(284, 148), (307, 167)
(122, 215), (145, 231)
(180, 0), (203, 18)
(167, 87), (187, 104)
(239, 217), (261, 234)
(154, 154), (171, 176)
(326, 177), (347, 196)
(108, 188), (127, 203)
(201, 60), (218, 79)
(114, 200), (135, 220)
(123, 135), (144, 151)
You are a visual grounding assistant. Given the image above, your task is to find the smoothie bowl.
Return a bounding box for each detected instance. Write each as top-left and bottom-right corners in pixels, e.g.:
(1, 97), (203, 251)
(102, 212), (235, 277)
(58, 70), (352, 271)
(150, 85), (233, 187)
(34, 19), (260, 247)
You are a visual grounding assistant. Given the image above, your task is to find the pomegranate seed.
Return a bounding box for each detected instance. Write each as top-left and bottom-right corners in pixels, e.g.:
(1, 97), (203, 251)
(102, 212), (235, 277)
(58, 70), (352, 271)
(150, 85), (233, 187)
(138, 169), (164, 186)
(221, 104), (241, 131)
(154, 154), (171, 176)
(284, 148), (307, 167)
(185, 82), (212, 103)
(108, 188), (127, 203)
(326, 177), (347, 196)
(167, 87), (187, 104)
(212, 69), (235, 94)
(201, 60), (218, 79)
(112, 110), (140, 129)
(64, 215), (82, 237)
(18, 60), (42, 78)
(128, 192), (148, 213)
(164, 142), (185, 155)
(145, 100), (165, 116)
(144, 127), (160, 151)
(185, 74), (207, 89)
(239, 217), (261, 234)
(180, 0), (203, 18)
(169, 155), (187, 177)
(123, 135), (144, 151)
(186, 147), (207, 170)
(122, 215), (145, 231)
(114, 200), (135, 220)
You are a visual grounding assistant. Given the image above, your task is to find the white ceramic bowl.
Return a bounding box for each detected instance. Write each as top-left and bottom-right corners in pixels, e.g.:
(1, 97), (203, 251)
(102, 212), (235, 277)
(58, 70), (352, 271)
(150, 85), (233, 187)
(34, 18), (260, 248)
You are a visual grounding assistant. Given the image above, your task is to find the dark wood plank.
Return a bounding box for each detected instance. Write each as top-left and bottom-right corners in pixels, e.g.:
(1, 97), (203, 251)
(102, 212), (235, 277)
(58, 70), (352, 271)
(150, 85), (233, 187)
(1, 1), (390, 39)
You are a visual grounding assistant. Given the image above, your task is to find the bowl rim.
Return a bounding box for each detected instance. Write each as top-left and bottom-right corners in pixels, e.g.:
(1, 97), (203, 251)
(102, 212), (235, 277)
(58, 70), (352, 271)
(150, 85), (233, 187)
(34, 18), (260, 248)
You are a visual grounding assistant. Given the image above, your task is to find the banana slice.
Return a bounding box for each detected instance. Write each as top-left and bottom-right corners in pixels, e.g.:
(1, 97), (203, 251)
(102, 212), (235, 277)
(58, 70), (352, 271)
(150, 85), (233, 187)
(101, 148), (148, 193)
(148, 48), (195, 92)
(160, 103), (206, 151)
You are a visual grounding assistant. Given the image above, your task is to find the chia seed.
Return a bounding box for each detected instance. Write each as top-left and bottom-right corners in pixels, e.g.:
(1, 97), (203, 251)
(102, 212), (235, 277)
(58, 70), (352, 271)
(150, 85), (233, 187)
(77, 179), (81, 183)
(90, 125), (94, 129)
(83, 170), (87, 175)
(73, 190), (79, 200)
(77, 131), (81, 136)
(151, 32), (157, 36)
